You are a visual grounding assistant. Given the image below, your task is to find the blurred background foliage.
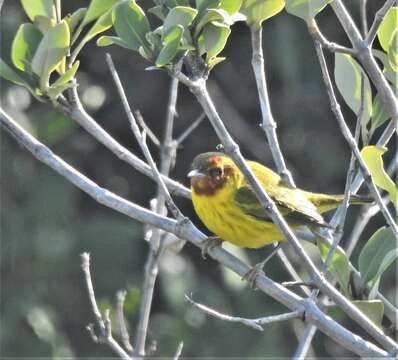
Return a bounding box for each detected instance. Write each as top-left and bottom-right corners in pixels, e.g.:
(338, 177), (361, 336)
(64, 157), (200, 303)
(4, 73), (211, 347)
(1, 0), (396, 358)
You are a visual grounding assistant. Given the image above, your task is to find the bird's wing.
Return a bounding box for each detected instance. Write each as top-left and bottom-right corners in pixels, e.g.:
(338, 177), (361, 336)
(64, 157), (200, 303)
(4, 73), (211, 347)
(234, 185), (328, 228)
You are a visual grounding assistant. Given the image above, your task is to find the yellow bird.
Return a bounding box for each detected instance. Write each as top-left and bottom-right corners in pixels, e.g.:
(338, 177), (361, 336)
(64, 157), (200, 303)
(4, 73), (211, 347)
(188, 152), (370, 252)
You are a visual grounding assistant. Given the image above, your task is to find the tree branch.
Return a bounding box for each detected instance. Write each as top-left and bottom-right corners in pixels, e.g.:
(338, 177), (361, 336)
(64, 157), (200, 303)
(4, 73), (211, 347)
(116, 290), (134, 354)
(80, 253), (131, 360)
(365, 0), (397, 46)
(186, 295), (302, 331)
(0, 107), (391, 358)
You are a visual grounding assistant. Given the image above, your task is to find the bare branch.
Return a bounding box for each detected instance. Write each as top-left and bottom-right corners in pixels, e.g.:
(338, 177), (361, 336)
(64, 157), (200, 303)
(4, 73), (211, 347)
(116, 290), (134, 354)
(250, 26), (296, 186)
(173, 342), (184, 360)
(134, 110), (161, 147)
(80, 253), (131, 360)
(293, 323), (318, 359)
(0, 107), (392, 357)
(360, 0), (369, 36)
(366, 0), (397, 46)
(106, 54), (183, 220)
(185, 295), (302, 331)
(308, 21), (357, 55)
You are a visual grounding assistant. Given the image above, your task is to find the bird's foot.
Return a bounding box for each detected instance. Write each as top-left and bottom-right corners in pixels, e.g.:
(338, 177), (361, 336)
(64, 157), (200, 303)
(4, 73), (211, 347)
(242, 243), (281, 289)
(201, 236), (223, 259)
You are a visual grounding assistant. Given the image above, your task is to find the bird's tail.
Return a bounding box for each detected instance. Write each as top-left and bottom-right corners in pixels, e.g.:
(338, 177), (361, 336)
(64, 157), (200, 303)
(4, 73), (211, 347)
(305, 193), (373, 214)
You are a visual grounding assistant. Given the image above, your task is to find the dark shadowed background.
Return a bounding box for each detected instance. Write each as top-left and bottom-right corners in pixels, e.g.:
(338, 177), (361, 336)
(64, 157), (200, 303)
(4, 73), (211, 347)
(1, 0), (396, 358)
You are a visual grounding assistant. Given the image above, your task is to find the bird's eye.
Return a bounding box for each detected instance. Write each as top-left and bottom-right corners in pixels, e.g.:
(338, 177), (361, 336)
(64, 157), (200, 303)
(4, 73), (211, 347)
(210, 167), (223, 178)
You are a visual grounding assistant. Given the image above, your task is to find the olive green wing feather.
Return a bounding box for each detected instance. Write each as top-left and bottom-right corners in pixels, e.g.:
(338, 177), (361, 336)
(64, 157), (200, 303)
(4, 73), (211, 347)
(234, 185), (329, 228)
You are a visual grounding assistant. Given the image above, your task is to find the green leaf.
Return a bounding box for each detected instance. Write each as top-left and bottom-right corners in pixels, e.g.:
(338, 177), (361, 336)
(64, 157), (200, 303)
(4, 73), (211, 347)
(377, 7), (398, 52)
(34, 15), (56, 33)
(113, 0), (151, 53)
(11, 23), (43, 72)
(334, 53), (372, 123)
(202, 21), (231, 59)
(156, 25), (184, 67)
(373, 49), (397, 89)
(82, 0), (119, 25)
(220, 0), (242, 15)
(285, 0), (332, 23)
(97, 35), (130, 48)
(196, 0), (221, 14)
(163, 6), (198, 34)
(65, 8), (87, 34)
(359, 227), (397, 284)
(148, 5), (167, 20)
(31, 20), (70, 90)
(82, 7), (115, 47)
(52, 61), (79, 88)
(327, 300), (384, 327)
(361, 146), (397, 210)
(388, 28), (398, 71)
(317, 239), (350, 297)
(195, 8), (232, 37)
(371, 94), (391, 131)
(241, 0), (285, 28)
(21, 0), (55, 21)
(0, 58), (34, 90)
(207, 56), (225, 69)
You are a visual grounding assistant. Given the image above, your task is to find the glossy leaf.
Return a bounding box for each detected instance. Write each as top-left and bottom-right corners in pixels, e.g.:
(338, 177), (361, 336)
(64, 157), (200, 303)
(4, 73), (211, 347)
(83, 0), (119, 25)
(371, 94), (390, 131)
(358, 227), (397, 301)
(334, 53), (372, 122)
(52, 61), (80, 88)
(195, 8), (232, 36)
(97, 36), (130, 48)
(328, 300), (384, 327)
(241, 0), (285, 28)
(317, 239), (350, 297)
(220, 0), (242, 15)
(113, 0), (151, 53)
(65, 8), (87, 34)
(285, 0), (332, 22)
(148, 5), (166, 20)
(21, 0), (55, 21)
(377, 7), (398, 52)
(372, 49), (397, 92)
(163, 6), (198, 34)
(11, 23), (43, 72)
(156, 25), (184, 67)
(31, 20), (70, 90)
(34, 15), (56, 33)
(83, 8), (114, 46)
(361, 146), (397, 210)
(202, 21), (231, 59)
(196, 0), (221, 14)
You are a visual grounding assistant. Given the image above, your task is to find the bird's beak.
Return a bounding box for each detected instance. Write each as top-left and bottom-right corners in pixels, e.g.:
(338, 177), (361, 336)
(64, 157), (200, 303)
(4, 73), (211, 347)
(187, 169), (205, 178)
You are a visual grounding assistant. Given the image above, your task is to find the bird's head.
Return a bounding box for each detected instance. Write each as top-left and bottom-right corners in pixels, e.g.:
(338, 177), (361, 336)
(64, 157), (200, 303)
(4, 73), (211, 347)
(188, 152), (239, 196)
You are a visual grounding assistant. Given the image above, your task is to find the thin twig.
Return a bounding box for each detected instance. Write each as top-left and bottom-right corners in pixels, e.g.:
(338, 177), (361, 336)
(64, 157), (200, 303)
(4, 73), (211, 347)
(250, 26), (296, 186)
(307, 21), (357, 55)
(365, 0), (397, 46)
(293, 323), (318, 359)
(185, 295), (302, 331)
(133, 65), (182, 356)
(106, 53), (182, 220)
(80, 253), (131, 360)
(313, 40), (398, 238)
(360, 0), (369, 36)
(173, 342), (184, 360)
(116, 290), (134, 354)
(134, 110), (161, 147)
(0, 107), (391, 357)
(175, 112), (206, 145)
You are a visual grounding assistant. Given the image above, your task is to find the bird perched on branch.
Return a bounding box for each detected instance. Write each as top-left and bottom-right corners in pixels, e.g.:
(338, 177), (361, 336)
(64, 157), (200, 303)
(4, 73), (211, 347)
(188, 152), (371, 262)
